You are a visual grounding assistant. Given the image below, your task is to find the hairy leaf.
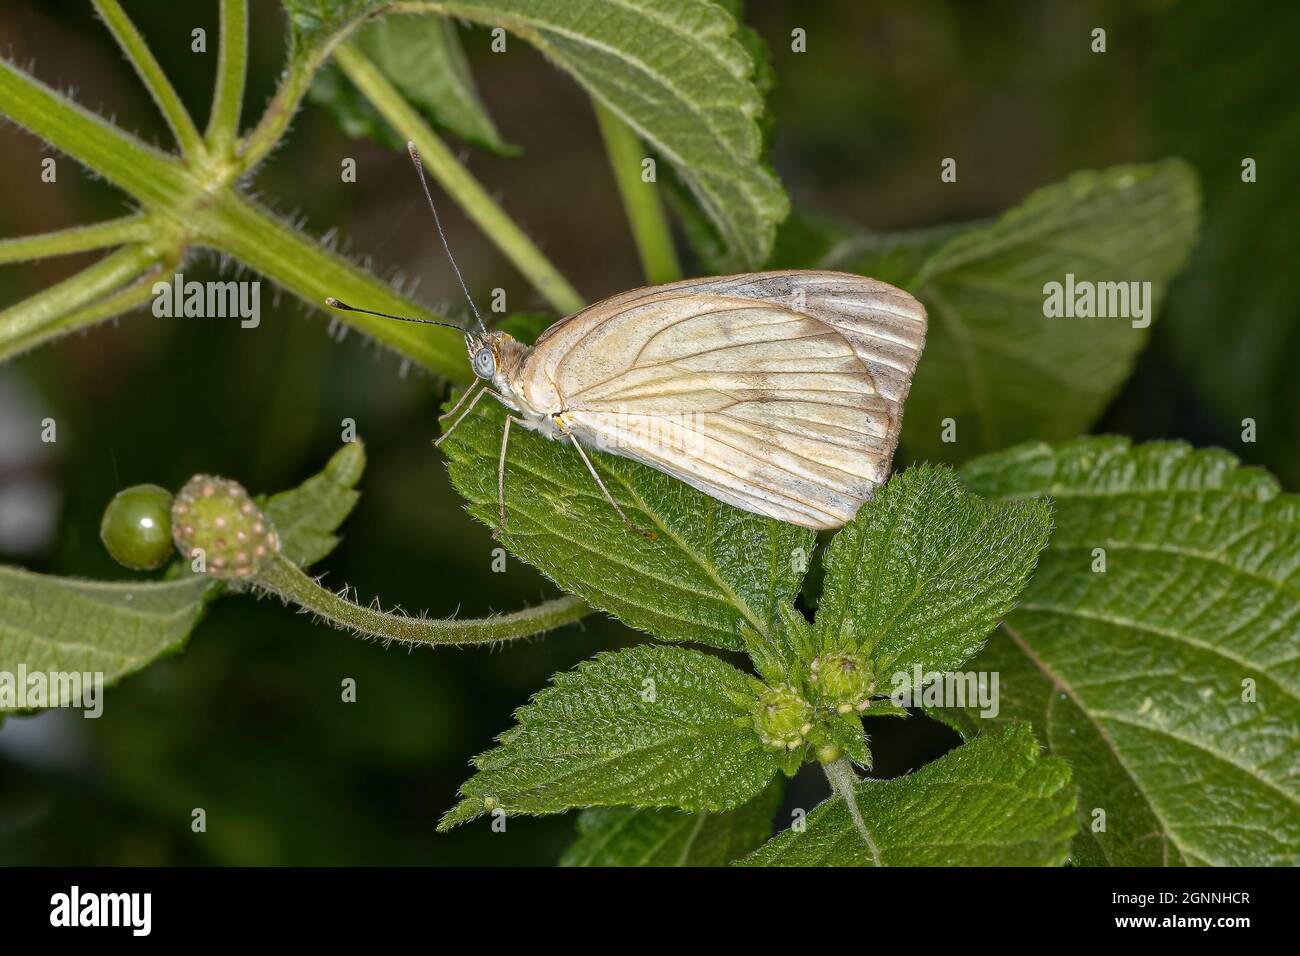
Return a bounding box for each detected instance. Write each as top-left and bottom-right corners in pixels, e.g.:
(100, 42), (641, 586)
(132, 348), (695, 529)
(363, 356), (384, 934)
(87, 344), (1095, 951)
(823, 710), (873, 769)
(959, 438), (1300, 866)
(0, 571), (212, 711)
(816, 465), (1051, 685)
(659, 0), (778, 273)
(441, 394), (813, 654)
(0, 445), (367, 711)
(439, 644), (780, 829)
(412, 0), (787, 269)
(311, 13), (515, 154)
(561, 778), (783, 866)
(281, 0), (378, 61)
(263, 441), (366, 567)
(739, 724), (1076, 866)
(285, 0), (787, 265)
(799, 162), (1200, 461)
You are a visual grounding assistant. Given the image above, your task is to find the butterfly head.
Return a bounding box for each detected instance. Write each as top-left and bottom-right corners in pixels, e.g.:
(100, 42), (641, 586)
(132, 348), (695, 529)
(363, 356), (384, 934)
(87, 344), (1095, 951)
(468, 333), (496, 380)
(466, 329), (525, 388)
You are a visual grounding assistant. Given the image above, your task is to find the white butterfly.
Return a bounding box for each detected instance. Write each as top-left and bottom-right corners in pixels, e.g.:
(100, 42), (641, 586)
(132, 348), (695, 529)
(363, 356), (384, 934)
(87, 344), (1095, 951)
(329, 148), (926, 537)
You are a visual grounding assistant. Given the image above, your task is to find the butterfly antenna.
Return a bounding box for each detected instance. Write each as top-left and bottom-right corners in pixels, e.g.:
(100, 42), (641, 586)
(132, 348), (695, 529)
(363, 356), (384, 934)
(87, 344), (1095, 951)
(322, 297), (462, 331)
(407, 141), (486, 334)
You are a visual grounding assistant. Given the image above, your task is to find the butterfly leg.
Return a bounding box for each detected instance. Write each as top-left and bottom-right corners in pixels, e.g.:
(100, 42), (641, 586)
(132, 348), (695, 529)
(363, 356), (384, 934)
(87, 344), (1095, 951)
(567, 434), (657, 540)
(434, 383), (491, 448)
(438, 379), (483, 421)
(494, 415), (526, 538)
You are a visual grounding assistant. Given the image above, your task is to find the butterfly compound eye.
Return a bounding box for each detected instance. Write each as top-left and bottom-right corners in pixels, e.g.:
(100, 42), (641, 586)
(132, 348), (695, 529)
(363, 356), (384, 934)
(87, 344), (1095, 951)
(473, 348), (496, 379)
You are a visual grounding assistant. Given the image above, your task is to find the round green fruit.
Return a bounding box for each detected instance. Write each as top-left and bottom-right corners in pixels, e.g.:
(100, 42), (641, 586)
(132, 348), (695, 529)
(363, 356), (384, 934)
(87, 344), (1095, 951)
(100, 484), (174, 570)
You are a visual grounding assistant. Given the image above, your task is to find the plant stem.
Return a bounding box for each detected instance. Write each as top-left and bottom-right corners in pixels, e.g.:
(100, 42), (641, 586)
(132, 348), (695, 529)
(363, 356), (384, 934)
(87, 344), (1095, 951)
(197, 191), (469, 380)
(0, 58), (191, 213)
(3, 261), (170, 360)
(333, 42), (586, 316)
(235, 59), (308, 173)
(0, 57), (469, 373)
(0, 58), (190, 208)
(207, 0), (249, 155)
(93, 0), (206, 159)
(823, 757), (883, 866)
(0, 40), (471, 374)
(257, 552), (591, 645)
(0, 215), (151, 264)
(593, 101), (681, 286)
(0, 245), (161, 361)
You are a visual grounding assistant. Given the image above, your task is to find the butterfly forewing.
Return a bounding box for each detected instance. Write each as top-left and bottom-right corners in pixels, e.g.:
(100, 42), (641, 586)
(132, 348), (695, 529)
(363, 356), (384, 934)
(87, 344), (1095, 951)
(516, 271), (926, 530)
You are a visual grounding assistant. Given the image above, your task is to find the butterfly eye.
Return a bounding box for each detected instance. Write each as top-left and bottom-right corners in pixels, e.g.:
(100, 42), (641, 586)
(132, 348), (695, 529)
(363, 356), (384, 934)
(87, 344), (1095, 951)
(473, 348), (496, 379)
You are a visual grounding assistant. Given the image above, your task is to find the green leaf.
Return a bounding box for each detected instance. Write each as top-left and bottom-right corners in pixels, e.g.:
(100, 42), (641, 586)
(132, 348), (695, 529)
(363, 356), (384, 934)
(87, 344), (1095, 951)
(816, 465), (1051, 683)
(441, 395), (813, 654)
(310, 13), (515, 154)
(439, 644), (781, 829)
(960, 438), (1300, 866)
(797, 162), (1201, 461)
(561, 778), (783, 866)
(495, 311), (555, 345)
(262, 441), (366, 567)
(659, 0), (779, 273)
(280, 0), (378, 61)
(822, 711), (873, 769)
(1, 444), (368, 712)
(774, 209), (966, 289)
(0, 571), (212, 712)
(739, 724), (1076, 866)
(403, 0), (788, 270)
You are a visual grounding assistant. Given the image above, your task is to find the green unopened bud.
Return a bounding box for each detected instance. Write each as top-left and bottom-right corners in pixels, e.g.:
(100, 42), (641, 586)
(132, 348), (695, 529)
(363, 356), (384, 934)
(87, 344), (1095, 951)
(171, 475), (278, 580)
(752, 684), (814, 751)
(810, 651), (875, 713)
(816, 742), (844, 764)
(100, 484), (174, 570)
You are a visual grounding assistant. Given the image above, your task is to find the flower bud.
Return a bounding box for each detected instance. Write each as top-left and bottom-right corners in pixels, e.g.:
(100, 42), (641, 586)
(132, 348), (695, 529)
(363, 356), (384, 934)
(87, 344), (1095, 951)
(752, 684), (814, 751)
(810, 650), (875, 714)
(171, 475), (278, 579)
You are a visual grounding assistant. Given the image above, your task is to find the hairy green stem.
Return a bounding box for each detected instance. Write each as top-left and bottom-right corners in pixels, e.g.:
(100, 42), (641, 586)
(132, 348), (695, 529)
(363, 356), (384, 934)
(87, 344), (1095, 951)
(0, 26), (469, 374)
(207, 0), (249, 154)
(198, 192), (469, 380)
(93, 0), (206, 159)
(0, 245), (161, 360)
(594, 101), (681, 286)
(258, 552), (591, 645)
(5, 263), (171, 360)
(333, 42), (586, 316)
(236, 65), (305, 172)
(823, 757), (882, 866)
(0, 215), (151, 264)
(0, 58), (190, 207)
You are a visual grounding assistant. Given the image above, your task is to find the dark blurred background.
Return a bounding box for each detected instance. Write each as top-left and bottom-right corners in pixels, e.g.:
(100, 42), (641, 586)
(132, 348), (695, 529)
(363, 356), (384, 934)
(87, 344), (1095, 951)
(0, 0), (1295, 864)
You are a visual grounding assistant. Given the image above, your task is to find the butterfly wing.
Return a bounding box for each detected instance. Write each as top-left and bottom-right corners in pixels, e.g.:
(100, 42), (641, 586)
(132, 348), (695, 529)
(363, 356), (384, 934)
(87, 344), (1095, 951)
(517, 271), (926, 529)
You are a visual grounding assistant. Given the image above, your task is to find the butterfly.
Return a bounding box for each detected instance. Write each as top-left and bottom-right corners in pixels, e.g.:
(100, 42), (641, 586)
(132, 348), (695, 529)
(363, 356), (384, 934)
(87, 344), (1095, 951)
(329, 145), (926, 538)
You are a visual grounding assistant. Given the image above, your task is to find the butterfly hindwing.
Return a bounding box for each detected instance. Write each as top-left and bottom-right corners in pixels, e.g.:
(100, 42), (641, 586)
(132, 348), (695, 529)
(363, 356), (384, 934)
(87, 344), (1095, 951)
(515, 271), (926, 529)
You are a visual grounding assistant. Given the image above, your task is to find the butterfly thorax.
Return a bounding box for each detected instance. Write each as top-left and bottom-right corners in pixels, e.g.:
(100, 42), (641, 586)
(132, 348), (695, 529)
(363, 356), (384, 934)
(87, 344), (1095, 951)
(467, 330), (568, 436)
